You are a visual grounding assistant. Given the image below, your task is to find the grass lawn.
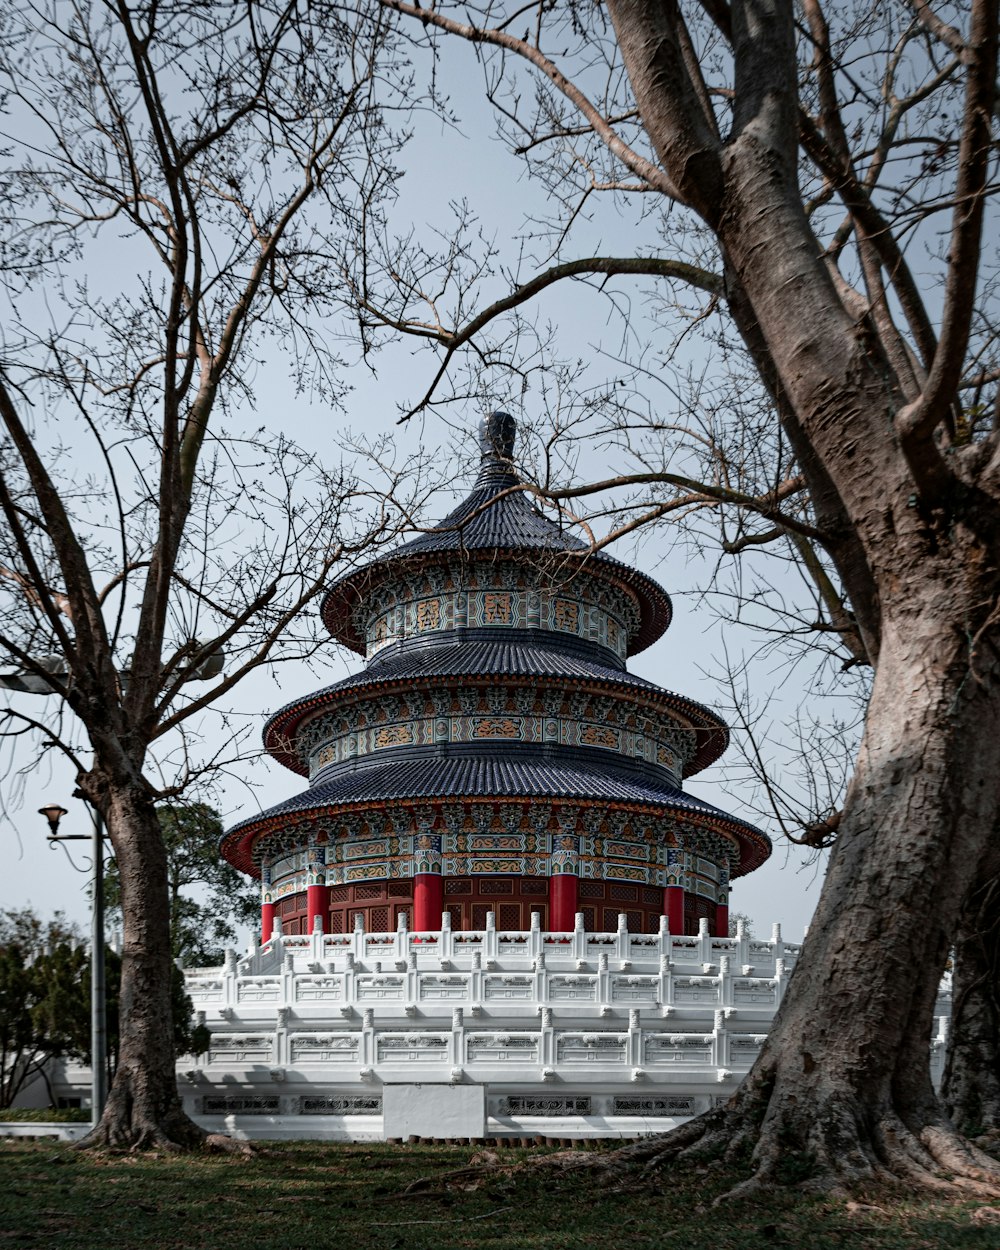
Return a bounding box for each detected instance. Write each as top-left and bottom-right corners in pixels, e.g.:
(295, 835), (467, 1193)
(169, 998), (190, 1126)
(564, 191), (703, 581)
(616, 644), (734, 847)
(3, 1139), (1000, 1250)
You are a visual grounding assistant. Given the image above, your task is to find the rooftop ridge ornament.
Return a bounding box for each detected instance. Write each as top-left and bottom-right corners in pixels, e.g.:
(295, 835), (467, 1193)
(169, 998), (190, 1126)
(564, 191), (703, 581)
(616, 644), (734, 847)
(475, 410), (518, 487)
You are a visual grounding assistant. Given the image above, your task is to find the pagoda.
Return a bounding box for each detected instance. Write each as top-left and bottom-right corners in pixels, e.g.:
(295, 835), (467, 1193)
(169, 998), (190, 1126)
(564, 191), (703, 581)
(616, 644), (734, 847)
(221, 413), (770, 939)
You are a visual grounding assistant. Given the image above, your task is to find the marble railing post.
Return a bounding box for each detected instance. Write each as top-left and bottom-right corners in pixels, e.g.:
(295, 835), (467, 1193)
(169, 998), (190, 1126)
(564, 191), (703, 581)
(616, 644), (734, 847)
(485, 911), (499, 963)
(628, 1008), (642, 1067)
(657, 914), (671, 960)
(310, 915), (324, 963)
(734, 917), (750, 969)
(361, 1008), (375, 1069)
(539, 1007), (555, 1068)
(405, 950), (418, 1004)
(527, 911), (542, 961)
(615, 913), (630, 961)
(597, 951), (611, 1007)
(774, 958), (787, 1008)
(439, 910), (454, 961)
(658, 954), (672, 1012)
(351, 914), (365, 963)
(469, 951), (483, 1012)
(719, 955), (733, 1008)
(533, 951), (548, 1003)
(697, 918), (712, 965)
(451, 1007), (465, 1067)
(712, 1009), (728, 1069)
(572, 912), (587, 961)
(394, 911), (408, 961)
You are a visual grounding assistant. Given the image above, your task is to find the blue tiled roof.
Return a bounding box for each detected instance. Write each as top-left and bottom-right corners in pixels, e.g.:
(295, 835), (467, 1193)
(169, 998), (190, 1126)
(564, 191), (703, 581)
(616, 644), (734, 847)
(389, 465), (587, 557)
(320, 437), (672, 655)
(222, 753), (770, 877)
(263, 637), (728, 777)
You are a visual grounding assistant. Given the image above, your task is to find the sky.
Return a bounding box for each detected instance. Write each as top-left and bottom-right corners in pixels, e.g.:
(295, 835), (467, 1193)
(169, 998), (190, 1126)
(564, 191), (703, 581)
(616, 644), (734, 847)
(0, 21), (834, 947)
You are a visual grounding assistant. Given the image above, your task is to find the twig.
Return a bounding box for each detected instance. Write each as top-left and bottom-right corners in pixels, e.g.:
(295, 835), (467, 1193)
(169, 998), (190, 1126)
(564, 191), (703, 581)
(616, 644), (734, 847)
(370, 1205), (512, 1227)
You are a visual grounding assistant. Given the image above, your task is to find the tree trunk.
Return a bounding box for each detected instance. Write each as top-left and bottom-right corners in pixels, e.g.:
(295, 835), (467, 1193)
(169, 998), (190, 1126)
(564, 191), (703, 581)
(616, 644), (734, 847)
(79, 781), (203, 1150)
(596, 607), (1000, 1191)
(943, 872), (1000, 1139)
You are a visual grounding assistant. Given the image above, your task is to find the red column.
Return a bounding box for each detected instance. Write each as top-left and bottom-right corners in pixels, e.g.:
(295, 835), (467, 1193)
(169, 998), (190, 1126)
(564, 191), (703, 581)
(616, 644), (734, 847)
(413, 872), (443, 931)
(715, 902), (730, 939)
(664, 885), (685, 936)
(261, 901), (276, 944)
(550, 873), (579, 932)
(306, 884), (330, 933)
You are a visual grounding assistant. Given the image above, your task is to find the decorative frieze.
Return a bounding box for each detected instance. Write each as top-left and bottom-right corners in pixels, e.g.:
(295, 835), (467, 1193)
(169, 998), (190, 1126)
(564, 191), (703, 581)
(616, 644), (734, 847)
(358, 561), (641, 661)
(303, 702), (693, 783)
(258, 801), (742, 899)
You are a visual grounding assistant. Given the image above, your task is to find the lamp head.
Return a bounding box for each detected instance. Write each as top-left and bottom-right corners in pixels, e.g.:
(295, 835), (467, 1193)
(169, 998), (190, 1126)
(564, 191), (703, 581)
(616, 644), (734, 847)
(38, 804), (68, 836)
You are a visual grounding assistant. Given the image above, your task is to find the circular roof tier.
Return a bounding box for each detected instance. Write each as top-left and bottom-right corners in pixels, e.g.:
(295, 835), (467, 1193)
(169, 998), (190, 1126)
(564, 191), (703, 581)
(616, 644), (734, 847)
(321, 414), (672, 656)
(220, 752), (770, 880)
(263, 636), (730, 779)
(223, 410), (773, 898)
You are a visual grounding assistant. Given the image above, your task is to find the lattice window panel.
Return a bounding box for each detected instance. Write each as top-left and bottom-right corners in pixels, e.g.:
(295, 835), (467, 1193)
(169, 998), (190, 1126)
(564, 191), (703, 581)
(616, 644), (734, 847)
(479, 879), (514, 896)
(329, 885), (350, 902)
(580, 907), (596, 931)
(329, 912), (344, 934)
(472, 904), (492, 929)
(625, 910), (642, 933)
(578, 881), (603, 899)
(446, 904), (465, 930)
(642, 887), (662, 906)
(355, 884), (383, 901)
(612, 1097), (696, 1117)
(203, 1097), (279, 1115)
(369, 906), (389, 932)
(521, 877), (548, 895)
(498, 903), (521, 930)
(300, 1096), (382, 1116)
(649, 913), (663, 933)
(609, 883), (638, 903)
(445, 878), (472, 896)
(388, 881), (412, 897)
(602, 908), (620, 931)
(498, 1096), (592, 1116)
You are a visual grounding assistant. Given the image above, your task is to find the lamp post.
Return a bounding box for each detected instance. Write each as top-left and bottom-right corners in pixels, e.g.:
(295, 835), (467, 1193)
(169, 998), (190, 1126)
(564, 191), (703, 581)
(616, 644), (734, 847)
(40, 802), (108, 1128)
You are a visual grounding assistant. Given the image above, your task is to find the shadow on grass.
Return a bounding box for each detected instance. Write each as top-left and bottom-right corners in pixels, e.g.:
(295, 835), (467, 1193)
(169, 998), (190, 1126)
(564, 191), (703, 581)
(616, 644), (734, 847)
(2, 1140), (999, 1250)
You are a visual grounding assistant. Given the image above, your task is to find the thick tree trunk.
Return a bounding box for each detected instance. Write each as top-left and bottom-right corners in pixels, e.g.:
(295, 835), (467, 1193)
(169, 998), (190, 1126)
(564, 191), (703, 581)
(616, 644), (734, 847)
(589, 609), (1000, 1192)
(79, 781), (203, 1150)
(943, 873), (1000, 1139)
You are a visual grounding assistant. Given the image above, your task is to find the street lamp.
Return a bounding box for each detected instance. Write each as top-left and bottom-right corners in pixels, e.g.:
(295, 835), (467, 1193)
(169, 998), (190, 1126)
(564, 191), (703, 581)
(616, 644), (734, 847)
(40, 802), (108, 1128)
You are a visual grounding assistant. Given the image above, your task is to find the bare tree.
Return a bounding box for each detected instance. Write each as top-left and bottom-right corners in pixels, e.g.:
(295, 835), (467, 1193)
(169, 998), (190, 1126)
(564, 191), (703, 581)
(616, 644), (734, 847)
(365, 0), (1000, 1191)
(0, 0), (434, 1148)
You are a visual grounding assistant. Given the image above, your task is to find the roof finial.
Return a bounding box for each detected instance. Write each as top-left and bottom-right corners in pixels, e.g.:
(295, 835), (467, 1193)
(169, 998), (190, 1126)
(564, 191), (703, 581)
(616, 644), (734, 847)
(479, 410), (516, 464)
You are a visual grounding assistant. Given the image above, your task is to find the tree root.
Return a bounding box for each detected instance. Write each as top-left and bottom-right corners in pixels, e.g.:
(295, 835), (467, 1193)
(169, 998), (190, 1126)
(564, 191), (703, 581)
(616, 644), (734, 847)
(432, 1095), (1000, 1201)
(72, 1105), (249, 1156)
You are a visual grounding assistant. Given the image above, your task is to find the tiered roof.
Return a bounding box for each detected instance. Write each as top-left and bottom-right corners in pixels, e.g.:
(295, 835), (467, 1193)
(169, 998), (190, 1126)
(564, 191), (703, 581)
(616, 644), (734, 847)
(221, 413), (770, 880)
